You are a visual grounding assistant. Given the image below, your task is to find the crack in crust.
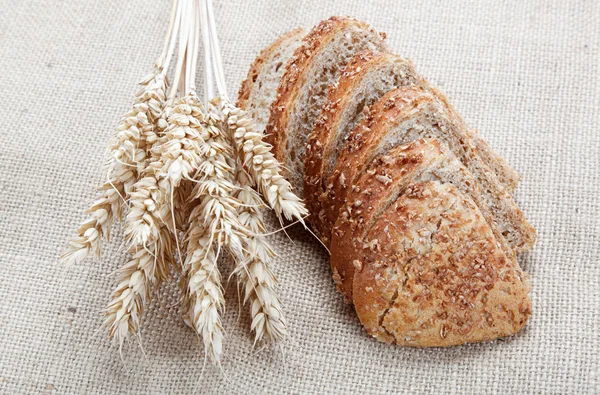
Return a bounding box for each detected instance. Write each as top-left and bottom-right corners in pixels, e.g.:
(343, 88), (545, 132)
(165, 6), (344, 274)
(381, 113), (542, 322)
(376, 201), (455, 344)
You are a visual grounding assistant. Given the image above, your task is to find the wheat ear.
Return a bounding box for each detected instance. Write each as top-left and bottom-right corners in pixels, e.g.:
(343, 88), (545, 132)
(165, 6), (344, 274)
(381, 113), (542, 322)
(184, 224), (224, 362)
(233, 168), (288, 343)
(61, 69), (167, 266)
(104, 81), (176, 345)
(223, 101), (308, 223)
(182, 106), (242, 363)
(103, 226), (173, 346)
(154, 96), (208, 194)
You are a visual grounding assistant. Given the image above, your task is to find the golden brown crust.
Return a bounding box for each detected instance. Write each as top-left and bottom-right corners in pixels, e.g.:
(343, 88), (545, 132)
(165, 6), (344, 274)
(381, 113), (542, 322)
(237, 28), (305, 110)
(265, 16), (385, 177)
(330, 139), (444, 300)
(332, 135), (529, 301)
(352, 181), (531, 347)
(322, 87), (432, 247)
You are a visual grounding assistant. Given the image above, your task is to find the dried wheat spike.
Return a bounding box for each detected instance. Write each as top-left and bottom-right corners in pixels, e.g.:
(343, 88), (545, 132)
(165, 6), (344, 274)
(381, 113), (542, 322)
(184, 221), (225, 363)
(153, 94), (208, 196)
(181, 108), (244, 362)
(123, 105), (181, 246)
(221, 100), (308, 223)
(108, 110), (179, 345)
(61, 70), (168, 266)
(103, 228), (172, 346)
(125, 176), (164, 245)
(234, 169), (288, 343)
(109, 70), (167, 183)
(60, 177), (125, 265)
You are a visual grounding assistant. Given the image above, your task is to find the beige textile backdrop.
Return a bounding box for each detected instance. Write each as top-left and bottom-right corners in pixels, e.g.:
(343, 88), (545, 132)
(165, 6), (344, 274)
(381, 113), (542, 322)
(0, 0), (599, 393)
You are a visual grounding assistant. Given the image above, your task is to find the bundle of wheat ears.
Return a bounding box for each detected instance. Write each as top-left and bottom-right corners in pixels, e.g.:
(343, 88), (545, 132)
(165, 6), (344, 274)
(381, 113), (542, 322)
(62, 0), (307, 363)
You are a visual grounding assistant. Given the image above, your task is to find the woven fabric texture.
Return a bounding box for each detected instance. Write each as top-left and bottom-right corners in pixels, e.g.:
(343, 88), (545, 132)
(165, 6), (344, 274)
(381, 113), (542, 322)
(0, 0), (598, 393)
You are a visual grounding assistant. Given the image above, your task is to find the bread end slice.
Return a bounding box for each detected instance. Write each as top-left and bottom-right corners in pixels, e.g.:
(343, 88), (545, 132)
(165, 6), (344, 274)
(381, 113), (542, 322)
(330, 138), (445, 299)
(353, 180), (531, 347)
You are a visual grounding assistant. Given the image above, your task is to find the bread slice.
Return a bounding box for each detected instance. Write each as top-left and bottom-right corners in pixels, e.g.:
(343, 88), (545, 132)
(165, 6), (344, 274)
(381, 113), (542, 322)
(266, 16), (388, 196)
(304, 51), (428, 243)
(237, 28), (305, 132)
(352, 180), (531, 346)
(326, 87), (536, 254)
(330, 138), (519, 300)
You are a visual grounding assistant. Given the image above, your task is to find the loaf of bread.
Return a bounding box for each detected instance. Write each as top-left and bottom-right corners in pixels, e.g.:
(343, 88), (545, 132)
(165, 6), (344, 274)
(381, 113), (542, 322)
(238, 17), (534, 347)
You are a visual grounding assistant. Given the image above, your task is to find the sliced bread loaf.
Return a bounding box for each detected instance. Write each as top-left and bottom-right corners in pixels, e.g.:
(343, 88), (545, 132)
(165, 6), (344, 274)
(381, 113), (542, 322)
(330, 138), (518, 300)
(266, 16), (388, 196)
(304, 51), (428, 243)
(326, 87), (536, 254)
(237, 28), (305, 132)
(352, 180), (531, 346)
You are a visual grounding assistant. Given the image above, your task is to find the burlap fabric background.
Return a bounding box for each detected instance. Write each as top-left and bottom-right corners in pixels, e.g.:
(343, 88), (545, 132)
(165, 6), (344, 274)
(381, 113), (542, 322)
(1, 0), (598, 393)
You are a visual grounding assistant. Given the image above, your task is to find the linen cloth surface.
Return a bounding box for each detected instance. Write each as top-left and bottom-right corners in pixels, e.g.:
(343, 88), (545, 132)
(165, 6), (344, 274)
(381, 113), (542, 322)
(0, 0), (598, 393)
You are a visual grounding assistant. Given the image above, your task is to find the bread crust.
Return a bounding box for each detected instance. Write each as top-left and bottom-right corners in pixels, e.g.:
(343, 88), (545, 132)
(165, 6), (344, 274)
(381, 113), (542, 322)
(237, 28), (305, 110)
(352, 181), (531, 347)
(303, 51), (424, 245)
(265, 16), (386, 184)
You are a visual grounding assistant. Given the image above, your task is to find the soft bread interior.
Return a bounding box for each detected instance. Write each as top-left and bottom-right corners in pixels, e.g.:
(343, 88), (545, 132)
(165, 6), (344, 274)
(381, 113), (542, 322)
(321, 56), (423, 182)
(352, 180), (531, 346)
(245, 30), (305, 132)
(283, 26), (386, 194)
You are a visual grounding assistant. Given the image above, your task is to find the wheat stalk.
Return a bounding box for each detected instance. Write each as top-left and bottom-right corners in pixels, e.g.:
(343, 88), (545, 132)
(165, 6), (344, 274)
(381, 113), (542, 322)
(64, 0), (303, 359)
